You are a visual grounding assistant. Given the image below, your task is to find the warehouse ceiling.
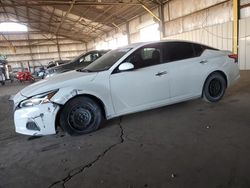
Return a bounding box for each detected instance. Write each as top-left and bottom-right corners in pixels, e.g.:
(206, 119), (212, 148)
(0, 0), (162, 43)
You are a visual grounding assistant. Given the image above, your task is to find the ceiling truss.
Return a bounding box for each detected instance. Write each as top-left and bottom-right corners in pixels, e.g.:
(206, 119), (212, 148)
(0, 0), (159, 43)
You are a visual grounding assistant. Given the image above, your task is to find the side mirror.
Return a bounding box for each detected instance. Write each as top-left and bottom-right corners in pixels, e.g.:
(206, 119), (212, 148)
(118, 62), (134, 71)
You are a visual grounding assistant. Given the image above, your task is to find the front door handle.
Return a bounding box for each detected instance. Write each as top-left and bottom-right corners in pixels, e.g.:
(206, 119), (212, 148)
(155, 71), (167, 76)
(200, 60), (208, 64)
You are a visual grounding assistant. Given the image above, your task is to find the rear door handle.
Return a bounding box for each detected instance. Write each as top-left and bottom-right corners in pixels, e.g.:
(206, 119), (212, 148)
(155, 71), (167, 76)
(200, 60), (208, 64)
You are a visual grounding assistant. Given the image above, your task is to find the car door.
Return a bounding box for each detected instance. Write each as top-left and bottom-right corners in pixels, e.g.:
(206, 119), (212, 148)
(109, 44), (171, 115)
(162, 42), (207, 101)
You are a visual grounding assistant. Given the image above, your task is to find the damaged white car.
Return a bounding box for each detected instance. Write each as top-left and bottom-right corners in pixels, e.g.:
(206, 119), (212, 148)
(13, 41), (240, 136)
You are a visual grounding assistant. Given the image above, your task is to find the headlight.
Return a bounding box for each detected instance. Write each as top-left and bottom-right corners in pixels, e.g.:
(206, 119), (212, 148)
(19, 90), (58, 108)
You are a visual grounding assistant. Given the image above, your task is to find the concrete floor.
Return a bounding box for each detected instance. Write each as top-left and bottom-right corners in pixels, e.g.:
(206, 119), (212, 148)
(0, 71), (250, 188)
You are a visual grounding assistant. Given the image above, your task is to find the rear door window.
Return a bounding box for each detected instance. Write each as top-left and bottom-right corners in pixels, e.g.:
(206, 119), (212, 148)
(163, 42), (196, 62)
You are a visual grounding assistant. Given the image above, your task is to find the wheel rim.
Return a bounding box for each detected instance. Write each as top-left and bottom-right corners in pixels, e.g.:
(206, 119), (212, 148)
(209, 78), (222, 98)
(68, 106), (94, 131)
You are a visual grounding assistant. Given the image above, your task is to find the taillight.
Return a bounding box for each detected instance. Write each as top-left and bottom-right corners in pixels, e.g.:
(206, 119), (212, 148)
(228, 54), (238, 63)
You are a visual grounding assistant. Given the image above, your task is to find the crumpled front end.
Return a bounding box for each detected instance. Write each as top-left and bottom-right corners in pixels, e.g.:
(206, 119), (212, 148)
(14, 102), (60, 136)
(13, 89), (61, 136)
(12, 71), (99, 136)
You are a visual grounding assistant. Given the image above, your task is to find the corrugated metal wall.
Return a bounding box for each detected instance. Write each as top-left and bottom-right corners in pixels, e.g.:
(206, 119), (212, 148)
(164, 22), (233, 51)
(163, 0), (232, 37)
(239, 17), (250, 70)
(163, 17), (250, 70)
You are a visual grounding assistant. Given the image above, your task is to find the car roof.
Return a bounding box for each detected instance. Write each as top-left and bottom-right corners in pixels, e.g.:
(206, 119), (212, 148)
(126, 40), (200, 46)
(118, 40), (217, 51)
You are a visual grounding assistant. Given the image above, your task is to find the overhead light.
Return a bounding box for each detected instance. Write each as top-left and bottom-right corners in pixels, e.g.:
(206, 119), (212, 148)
(96, 0), (104, 9)
(0, 22), (28, 32)
(96, 5), (104, 9)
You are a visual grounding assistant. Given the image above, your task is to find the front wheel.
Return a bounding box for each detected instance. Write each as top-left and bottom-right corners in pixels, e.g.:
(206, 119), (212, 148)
(60, 96), (103, 136)
(203, 73), (226, 102)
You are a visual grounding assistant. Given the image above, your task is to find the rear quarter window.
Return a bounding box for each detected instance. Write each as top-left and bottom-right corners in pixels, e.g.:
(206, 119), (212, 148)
(193, 44), (219, 56)
(193, 44), (204, 56)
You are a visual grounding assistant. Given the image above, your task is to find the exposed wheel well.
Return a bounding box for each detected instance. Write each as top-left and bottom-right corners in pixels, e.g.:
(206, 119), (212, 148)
(55, 94), (107, 130)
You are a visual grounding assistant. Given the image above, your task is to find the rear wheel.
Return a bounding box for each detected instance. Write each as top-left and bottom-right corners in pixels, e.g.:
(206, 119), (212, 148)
(203, 72), (226, 102)
(60, 96), (103, 135)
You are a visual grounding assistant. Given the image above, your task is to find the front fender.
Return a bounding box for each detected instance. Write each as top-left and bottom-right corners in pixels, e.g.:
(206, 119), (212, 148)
(50, 87), (115, 119)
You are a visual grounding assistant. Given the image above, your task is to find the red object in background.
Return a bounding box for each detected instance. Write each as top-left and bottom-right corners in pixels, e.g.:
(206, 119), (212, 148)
(16, 71), (35, 82)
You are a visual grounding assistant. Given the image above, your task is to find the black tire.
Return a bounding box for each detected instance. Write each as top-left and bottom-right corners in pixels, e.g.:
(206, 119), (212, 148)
(60, 96), (103, 136)
(203, 72), (226, 102)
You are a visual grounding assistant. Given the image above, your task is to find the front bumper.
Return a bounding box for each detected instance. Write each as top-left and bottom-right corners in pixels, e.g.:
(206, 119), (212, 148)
(14, 103), (60, 136)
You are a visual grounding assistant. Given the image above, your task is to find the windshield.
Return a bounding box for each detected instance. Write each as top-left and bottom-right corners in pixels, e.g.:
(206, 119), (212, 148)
(83, 48), (132, 72)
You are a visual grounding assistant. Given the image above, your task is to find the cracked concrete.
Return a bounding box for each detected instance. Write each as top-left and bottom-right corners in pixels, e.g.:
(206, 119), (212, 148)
(48, 118), (125, 188)
(1, 71), (250, 188)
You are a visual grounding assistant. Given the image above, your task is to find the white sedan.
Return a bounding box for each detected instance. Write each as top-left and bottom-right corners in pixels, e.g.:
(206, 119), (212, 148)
(13, 41), (240, 136)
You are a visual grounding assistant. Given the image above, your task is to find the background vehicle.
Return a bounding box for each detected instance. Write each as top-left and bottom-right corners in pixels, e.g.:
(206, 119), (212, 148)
(13, 41), (239, 136)
(45, 50), (109, 77)
(0, 60), (7, 85)
(46, 60), (70, 69)
(34, 66), (46, 79)
(0, 69), (5, 85)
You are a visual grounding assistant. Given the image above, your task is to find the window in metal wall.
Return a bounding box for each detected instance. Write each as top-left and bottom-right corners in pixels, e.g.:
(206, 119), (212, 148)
(140, 23), (160, 42)
(0, 22), (28, 32)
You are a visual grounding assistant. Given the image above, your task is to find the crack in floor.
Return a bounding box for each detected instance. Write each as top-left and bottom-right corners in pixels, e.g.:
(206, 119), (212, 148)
(48, 117), (124, 188)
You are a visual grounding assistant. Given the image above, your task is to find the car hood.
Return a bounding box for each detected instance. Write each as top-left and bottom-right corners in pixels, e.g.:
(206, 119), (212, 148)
(46, 62), (90, 75)
(50, 62), (74, 71)
(52, 63), (89, 73)
(18, 70), (97, 98)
